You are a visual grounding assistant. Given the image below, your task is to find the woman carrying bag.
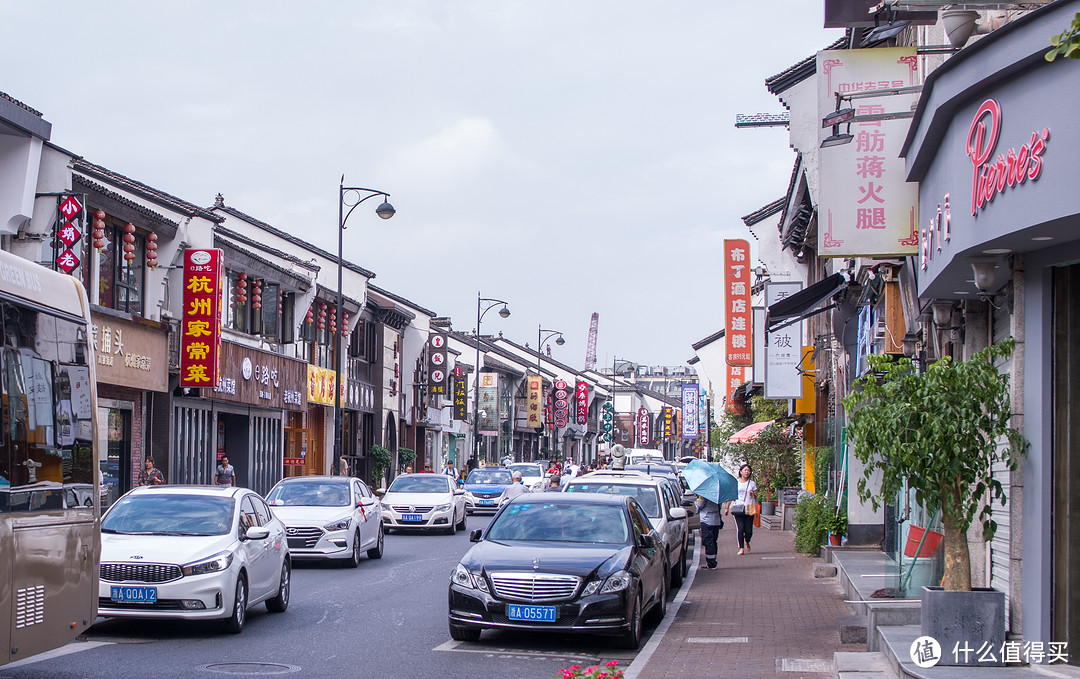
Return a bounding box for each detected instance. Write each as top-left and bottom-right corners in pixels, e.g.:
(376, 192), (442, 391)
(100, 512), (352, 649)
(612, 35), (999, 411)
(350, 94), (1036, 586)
(724, 464), (758, 555)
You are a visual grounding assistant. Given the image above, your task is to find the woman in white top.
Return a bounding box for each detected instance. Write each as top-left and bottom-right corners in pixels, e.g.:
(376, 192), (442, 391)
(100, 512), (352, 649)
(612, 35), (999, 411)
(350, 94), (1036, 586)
(724, 464), (758, 555)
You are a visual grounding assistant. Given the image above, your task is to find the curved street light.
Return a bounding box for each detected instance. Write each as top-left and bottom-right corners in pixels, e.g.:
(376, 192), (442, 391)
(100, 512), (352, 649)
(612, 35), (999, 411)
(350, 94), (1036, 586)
(537, 326), (565, 460)
(334, 178), (394, 477)
(472, 293), (510, 465)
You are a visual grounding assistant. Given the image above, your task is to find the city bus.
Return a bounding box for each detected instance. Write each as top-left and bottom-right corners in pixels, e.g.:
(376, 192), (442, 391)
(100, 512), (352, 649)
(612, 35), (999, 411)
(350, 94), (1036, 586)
(0, 248), (99, 666)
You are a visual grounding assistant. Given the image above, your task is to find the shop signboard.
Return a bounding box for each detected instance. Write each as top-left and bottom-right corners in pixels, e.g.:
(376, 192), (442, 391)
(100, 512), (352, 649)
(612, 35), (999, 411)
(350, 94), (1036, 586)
(764, 282), (803, 399)
(817, 47), (920, 257)
(575, 381), (589, 426)
(307, 364), (340, 407)
(453, 365), (468, 420)
(90, 312), (169, 392)
(553, 379), (569, 428)
(681, 383), (699, 439)
(526, 374), (542, 428)
(212, 341), (306, 411)
(724, 239), (752, 367)
(725, 364), (747, 414)
(427, 333), (448, 396)
(180, 249), (223, 387)
(478, 373), (498, 435)
(636, 407), (650, 446)
(54, 194), (84, 275)
(662, 407), (673, 438)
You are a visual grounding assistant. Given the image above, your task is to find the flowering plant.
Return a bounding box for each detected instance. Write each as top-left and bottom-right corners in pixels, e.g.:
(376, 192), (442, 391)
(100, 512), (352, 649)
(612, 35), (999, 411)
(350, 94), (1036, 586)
(554, 660), (625, 679)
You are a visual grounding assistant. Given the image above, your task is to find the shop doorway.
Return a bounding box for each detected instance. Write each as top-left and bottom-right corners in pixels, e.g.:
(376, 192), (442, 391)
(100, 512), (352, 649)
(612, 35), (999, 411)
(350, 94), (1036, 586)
(1052, 262), (1080, 662)
(99, 403), (132, 508)
(217, 413), (250, 488)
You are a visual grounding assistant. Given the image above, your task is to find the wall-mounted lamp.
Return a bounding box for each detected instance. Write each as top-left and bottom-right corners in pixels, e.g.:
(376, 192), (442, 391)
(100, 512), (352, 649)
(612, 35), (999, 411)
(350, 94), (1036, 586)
(931, 301), (956, 328)
(822, 107), (856, 128)
(862, 19), (911, 47)
(901, 332), (920, 358)
(971, 260), (998, 293)
(821, 131), (854, 148)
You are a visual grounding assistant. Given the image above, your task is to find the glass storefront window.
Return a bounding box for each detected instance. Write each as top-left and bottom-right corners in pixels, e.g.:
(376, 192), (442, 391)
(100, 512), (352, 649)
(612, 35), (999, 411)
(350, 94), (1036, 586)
(98, 407), (131, 508)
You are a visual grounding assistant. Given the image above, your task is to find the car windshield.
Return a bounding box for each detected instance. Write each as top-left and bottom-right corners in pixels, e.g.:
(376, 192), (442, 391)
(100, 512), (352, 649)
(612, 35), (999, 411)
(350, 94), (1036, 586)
(565, 483), (661, 518)
(625, 464), (677, 479)
(101, 494), (234, 536)
(387, 476), (450, 493)
(486, 501), (629, 544)
(466, 469), (512, 485)
(267, 481), (349, 507)
(508, 464), (541, 477)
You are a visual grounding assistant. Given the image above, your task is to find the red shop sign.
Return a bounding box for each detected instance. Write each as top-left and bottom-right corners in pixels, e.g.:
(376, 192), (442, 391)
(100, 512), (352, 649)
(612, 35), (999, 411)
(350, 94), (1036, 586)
(180, 249), (224, 387)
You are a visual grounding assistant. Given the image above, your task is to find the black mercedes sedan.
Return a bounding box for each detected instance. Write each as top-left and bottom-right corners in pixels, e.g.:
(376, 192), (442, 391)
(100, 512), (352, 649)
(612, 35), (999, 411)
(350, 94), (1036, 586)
(447, 493), (668, 649)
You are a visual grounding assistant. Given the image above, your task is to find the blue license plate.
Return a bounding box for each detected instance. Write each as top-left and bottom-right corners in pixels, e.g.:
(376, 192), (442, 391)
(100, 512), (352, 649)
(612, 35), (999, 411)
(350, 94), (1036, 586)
(401, 513), (423, 522)
(110, 586), (157, 603)
(478, 499), (495, 506)
(507, 604), (557, 622)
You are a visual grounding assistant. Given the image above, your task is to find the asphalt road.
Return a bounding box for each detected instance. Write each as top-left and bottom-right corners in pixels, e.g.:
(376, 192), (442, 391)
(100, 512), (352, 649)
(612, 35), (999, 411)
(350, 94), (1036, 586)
(1, 515), (653, 679)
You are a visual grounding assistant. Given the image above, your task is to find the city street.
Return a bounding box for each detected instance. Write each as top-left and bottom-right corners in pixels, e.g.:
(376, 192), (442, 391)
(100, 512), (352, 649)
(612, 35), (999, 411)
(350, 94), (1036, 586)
(2, 516), (656, 679)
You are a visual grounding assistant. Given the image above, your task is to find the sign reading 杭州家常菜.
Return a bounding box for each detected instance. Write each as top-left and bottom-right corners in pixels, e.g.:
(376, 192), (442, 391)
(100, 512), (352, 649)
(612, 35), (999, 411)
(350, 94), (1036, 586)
(180, 249), (223, 388)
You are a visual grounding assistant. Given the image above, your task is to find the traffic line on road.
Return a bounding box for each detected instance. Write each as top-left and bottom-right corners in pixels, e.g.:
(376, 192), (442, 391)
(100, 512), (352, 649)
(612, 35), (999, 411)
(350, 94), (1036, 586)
(433, 639), (600, 664)
(776, 657), (833, 672)
(2, 640), (114, 669)
(686, 637), (750, 644)
(622, 536), (700, 679)
(760, 556), (797, 560)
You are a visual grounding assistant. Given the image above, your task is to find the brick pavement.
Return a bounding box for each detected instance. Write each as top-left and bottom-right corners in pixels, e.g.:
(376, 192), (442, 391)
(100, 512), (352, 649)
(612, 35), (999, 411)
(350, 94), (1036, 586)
(628, 524), (863, 679)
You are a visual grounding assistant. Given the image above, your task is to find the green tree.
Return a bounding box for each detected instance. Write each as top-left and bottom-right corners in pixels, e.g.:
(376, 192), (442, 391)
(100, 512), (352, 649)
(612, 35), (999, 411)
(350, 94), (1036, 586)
(1046, 12), (1080, 61)
(843, 340), (1026, 591)
(369, 445), (392, 488)
(729, 422), (801, 502)
(397, 447), (417, 473)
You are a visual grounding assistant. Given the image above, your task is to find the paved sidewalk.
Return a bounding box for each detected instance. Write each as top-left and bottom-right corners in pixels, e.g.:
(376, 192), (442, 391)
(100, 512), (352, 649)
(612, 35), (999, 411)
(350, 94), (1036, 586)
(627, 525), (862, 679)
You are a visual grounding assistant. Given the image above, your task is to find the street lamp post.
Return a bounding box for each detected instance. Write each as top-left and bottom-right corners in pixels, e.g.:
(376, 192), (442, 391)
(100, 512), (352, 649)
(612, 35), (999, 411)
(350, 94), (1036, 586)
(473, 293), (510, 467)
(334, 179), (395, 477)
(537, 326), (565, 459)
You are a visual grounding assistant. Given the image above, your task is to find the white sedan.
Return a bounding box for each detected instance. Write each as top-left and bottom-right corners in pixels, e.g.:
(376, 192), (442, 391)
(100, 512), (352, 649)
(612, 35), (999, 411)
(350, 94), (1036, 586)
(506, 462), (547, 490)
(379, 473), (467, 534)
(98, 485), (290, 634)
(266, 476), (384, 567)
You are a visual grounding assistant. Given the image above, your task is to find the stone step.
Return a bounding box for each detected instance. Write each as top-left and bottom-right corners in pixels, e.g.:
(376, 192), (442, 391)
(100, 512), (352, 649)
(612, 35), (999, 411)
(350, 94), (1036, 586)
(834, 651), (899, 679)
(840, 614), (869, 645)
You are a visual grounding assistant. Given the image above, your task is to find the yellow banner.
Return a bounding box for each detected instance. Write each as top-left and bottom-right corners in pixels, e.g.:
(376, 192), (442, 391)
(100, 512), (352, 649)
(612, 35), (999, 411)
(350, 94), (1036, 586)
(307, 365), (338, 406)
(526, 374), (542, 429)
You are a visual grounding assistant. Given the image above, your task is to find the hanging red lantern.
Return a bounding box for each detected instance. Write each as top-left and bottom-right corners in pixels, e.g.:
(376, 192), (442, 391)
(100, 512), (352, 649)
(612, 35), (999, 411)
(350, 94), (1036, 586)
(252, 280), (262, 311)
(145, 233), (158, 269)
(236, 273), (247, 304)
(305, 310), (314, 324)
(318, 303), (327, 330)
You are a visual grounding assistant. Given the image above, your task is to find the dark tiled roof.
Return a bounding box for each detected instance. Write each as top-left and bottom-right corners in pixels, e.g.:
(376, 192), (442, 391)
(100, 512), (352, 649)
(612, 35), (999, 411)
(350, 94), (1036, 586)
(691, 328), (725, 352)
(367, 283), (437, 319)
(742, 197), (786, 227)
(213, 204), (375, 280)
(0, 91), (42, 118)
(73, 159), (221, 223)
(72, 175), (177, 229)
(777, 152), (803, 233)
(765, 35), (849, 96)
(214, 225), (320, 271)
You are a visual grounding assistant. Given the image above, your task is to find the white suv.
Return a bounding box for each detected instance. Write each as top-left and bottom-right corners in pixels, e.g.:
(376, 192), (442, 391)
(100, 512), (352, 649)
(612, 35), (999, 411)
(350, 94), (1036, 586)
(564, 470), (690, 587)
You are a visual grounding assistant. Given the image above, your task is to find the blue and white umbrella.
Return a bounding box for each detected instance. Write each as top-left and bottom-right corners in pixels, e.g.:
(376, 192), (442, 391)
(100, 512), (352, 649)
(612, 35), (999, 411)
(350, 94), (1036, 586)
(682, 459), (739, 505)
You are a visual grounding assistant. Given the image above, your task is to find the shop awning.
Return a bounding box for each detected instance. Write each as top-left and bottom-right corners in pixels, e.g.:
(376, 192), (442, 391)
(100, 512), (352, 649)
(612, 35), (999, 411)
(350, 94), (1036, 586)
(767, 273), (847, 331)
(729, 420), (775, 443)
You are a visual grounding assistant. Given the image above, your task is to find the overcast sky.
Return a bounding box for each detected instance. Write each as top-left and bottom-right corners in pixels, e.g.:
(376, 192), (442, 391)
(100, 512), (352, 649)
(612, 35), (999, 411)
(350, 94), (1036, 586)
(3, 1), (841, 375)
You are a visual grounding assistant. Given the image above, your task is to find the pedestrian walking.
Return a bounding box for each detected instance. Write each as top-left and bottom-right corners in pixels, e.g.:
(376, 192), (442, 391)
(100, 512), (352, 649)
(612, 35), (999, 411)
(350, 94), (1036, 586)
(498, 471), (528, 504)
(215, 455), (235, 486)
(695, 495), (724, 569)
(724, 464), (758, 555)
(443, 460), (455, 477)
(543, 475), (562, 491)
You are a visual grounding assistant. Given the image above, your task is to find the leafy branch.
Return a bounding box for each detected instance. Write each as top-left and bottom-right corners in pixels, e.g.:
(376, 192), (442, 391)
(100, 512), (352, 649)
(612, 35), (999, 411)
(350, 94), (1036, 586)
(1046, 11), (1080, 61)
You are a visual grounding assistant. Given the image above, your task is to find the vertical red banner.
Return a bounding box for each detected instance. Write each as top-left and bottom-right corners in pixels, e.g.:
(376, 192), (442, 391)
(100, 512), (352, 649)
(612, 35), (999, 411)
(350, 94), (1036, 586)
(574, 381), (589, 426)
(180, 249), (224, 387)
(725, 365), (746, 414)
(724, 239), (752, 367)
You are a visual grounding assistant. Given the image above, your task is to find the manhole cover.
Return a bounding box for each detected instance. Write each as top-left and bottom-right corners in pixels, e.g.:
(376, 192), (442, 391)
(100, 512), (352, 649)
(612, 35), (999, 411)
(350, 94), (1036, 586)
(199, 663), (301, 675)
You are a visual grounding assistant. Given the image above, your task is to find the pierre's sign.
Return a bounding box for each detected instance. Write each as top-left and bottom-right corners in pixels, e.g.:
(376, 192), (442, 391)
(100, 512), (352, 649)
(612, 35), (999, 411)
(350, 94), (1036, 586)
(966, 98), (1049, 218)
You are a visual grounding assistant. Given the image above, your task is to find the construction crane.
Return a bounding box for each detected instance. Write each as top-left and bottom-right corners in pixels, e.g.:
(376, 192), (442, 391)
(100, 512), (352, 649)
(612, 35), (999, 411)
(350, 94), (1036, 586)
(584, 312), (599, 370)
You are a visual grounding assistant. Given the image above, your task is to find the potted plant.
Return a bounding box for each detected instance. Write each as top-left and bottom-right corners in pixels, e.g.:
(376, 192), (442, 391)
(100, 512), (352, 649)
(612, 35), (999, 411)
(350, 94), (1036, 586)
(823, 505), (847, 546)
(843, 339), (1026, 666)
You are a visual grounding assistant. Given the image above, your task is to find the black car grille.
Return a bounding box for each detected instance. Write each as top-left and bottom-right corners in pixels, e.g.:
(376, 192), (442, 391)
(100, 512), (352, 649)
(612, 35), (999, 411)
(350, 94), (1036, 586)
(392, 505), (434, 513)
(489, 572), (580, 602)
(286, 526), (323, 549)
(491, 611), (578, 625)
(98, 598), (184, 610)
(100, 563), (182, 584)
(472, 491), (500, 500)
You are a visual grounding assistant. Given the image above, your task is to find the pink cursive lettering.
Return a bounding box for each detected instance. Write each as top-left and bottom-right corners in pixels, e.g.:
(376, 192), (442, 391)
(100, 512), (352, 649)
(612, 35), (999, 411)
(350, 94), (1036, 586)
(966, 99), (1049, 217)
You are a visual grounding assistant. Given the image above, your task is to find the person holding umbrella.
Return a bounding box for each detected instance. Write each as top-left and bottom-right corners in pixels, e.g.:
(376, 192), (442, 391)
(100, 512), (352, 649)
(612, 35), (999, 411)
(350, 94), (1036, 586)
(681, 459), (740, 570)
(725, 464), (758, 555)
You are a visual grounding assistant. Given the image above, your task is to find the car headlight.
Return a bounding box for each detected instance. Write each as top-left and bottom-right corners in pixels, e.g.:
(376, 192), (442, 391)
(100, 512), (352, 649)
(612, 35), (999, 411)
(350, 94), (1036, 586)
(381, 502), (393, 511)
(600, 570), (632, 594)
(182, 551), (234, 577)
(323, 518), (351, 532)
(464, 492), (476, 501)
(434, 503), (452, 512)
(451, 564), (489, 592)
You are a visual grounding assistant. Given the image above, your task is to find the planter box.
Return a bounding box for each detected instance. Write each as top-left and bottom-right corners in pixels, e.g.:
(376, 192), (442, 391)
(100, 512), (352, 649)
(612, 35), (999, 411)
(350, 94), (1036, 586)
(761, 501), (777, 515)
(920, 586), (1005, 666)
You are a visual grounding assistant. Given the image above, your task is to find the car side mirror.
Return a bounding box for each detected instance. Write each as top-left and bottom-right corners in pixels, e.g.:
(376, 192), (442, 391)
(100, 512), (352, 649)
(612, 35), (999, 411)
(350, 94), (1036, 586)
(359, 497), (376, 507)
(244, 526), (270, 541)
(668, 507), (688, 521)
(469, 529), (483, 542)
(374, 488), (386, 497)
(454, 488), (465, 496)
(639, 532), (658, 549)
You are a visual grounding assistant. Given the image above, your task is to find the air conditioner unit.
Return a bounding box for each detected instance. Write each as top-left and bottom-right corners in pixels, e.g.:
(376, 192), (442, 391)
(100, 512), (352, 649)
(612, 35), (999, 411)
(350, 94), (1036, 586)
(873, 317), (888, 342)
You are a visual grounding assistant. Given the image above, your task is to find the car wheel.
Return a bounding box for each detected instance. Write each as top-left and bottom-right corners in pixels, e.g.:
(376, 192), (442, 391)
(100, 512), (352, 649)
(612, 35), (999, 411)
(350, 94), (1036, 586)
(346, 530), (362, 568)
(671, 548), (685, 587)
(456, 510), (467, 531)
(367, 526), (384, 559)
(449, 621), (482, 642)
(615, 591), (642, 649)
(647, 570), (669, 626)
(265, 560), (290, 613)
(446, 513), (458, 535)
(223, 573), (248, 634)
(681, 541), (691, 578)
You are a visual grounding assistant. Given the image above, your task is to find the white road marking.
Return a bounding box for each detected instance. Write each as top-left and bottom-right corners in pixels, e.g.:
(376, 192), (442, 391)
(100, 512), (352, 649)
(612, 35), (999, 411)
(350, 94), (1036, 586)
(3, 641), (114, 669)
